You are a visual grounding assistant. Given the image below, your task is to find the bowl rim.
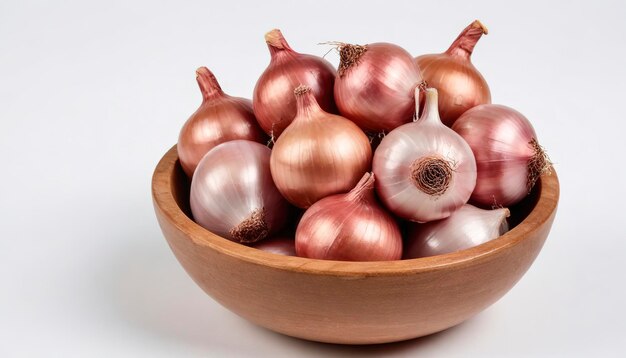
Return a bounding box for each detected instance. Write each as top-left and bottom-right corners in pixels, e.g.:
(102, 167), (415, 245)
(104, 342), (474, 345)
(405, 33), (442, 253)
(152, 145), (559, 277)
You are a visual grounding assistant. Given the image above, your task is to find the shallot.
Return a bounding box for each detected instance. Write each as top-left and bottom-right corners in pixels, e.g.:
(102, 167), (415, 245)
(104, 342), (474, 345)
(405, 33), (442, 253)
(178, 67), (267, 177)
(296, 173), (402, 261)
(404, 204), (510, 258)
(373, 88), (476, 222)
(253, 29), (336, 138)
(452, 104), (551, 206)
(270, 85), (371, 208)
(190, 140), (291, 243)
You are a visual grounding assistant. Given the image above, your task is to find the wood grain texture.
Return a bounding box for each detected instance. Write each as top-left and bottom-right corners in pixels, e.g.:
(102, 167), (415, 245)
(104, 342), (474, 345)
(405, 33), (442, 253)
(152, 145), (559, 344)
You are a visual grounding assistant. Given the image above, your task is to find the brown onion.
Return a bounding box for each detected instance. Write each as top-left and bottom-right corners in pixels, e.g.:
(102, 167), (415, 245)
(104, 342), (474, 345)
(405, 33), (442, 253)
(404, 204), (510, 258)
(190, 140), (292, 243)
(270, 85), (372, 208)
(415, 20), (491, 127)
(253, 29), (336, 138)
(334, 42), (424, 133)
(452, 104), (551, 207)
(295, 173), (402, 261)
(178, 67), (267, 177)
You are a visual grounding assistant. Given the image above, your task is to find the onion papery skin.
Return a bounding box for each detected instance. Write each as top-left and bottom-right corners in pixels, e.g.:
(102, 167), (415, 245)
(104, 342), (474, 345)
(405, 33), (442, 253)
(270, 86), (372, 209)
(253, 29), (337, 138)
(404, 204), (510, 258)
(334, 42), (423, 133)
(373, 88), (477, 222)
(190, 140), (291, 243)
(415, 20), (491, 127)
(251, 236), (296, 256)
(452, 104), (551, 207)
(295, 173), (402, 261)
(178, 67), (268, 178)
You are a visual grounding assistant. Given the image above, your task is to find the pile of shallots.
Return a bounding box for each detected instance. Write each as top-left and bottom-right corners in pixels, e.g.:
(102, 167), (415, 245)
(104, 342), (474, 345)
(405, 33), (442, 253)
(178, 21), (551, 261)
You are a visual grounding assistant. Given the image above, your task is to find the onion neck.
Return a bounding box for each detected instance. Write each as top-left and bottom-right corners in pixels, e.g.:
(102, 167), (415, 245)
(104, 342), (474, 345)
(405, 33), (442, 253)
(498, 208), (511, 234)
(294, 85), (322, 120)
(346, 173), (376, 202)
(445, 20), (488, 60)
(417, 88), (442, 125)
(196, 67), (223, 100)
(265, 29), (295, 59)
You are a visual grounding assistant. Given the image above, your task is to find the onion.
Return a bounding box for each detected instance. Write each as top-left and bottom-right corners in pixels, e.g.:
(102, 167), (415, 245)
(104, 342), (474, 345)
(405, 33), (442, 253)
(373, 88), (477, 222)
(251, 236), (296, 256)
(404, 204), (510, 258)
(178, 67), (267, 177)
(295, 173), (402, 261)
(334, 42), (424, 133)
(190, 140), (292, 243)
(452, 104), (552, 207)
(270, 85), (372, 208)
(415, 20), (491, 127)
(253, 29), (337, 138)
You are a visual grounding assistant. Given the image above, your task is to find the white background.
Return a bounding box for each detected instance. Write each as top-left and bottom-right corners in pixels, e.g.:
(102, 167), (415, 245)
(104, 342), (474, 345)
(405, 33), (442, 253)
(1, 0), (624, 356)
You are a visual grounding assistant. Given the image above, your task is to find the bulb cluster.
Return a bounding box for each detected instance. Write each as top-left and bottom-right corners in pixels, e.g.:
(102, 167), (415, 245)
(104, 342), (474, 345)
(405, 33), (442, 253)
(176, 22), (551, 260)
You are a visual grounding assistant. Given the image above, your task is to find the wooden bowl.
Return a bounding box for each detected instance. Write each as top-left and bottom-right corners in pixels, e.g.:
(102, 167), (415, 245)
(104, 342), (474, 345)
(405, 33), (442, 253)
(152, 145), (559, 344)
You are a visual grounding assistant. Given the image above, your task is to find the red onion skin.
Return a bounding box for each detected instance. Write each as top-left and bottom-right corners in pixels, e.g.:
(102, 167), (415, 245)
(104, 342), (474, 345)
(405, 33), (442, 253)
(452, 104), (542, 207)
(295, 173), (402, 261)
(251, 236), (296, 256)
(178, 67), (267, 178)
(253, 29), (336, 138)
(415, 20), (491, 127)
(190, 140), (291, 243)
(334, 43), (423, 133)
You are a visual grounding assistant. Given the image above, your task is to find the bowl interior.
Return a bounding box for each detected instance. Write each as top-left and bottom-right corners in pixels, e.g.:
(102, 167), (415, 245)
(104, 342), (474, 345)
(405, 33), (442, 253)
(155, 146), (556, 275)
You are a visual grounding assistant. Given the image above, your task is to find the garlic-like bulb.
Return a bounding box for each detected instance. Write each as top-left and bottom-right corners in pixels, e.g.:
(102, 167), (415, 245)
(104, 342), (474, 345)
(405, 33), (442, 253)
(404, 204), (510, 258)
(373, 88), (477, 222)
